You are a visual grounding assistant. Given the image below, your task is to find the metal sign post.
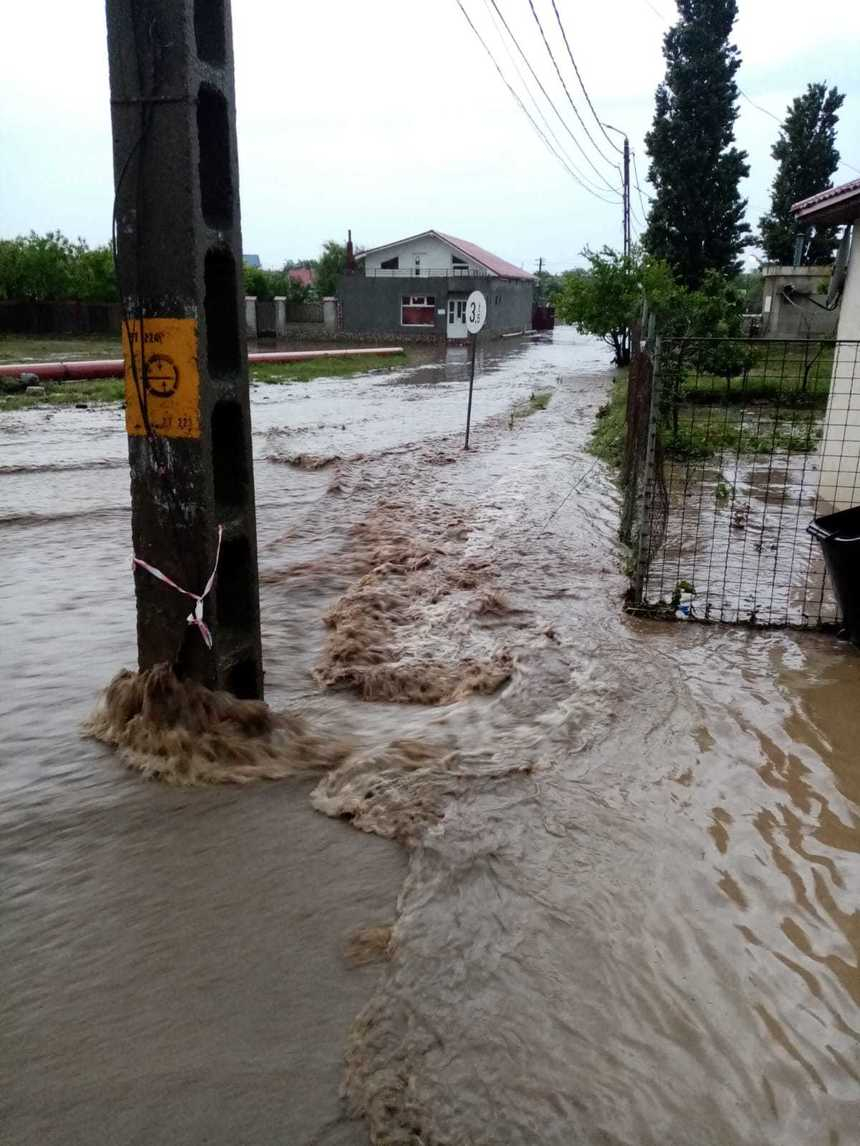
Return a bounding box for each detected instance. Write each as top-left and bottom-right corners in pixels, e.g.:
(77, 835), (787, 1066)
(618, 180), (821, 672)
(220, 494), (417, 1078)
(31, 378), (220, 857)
(464, 290), (487, 450)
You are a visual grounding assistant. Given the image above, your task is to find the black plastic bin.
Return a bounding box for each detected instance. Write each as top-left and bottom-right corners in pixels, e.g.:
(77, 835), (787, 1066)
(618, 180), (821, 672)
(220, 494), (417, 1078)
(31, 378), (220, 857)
(808, 505), (860, 642)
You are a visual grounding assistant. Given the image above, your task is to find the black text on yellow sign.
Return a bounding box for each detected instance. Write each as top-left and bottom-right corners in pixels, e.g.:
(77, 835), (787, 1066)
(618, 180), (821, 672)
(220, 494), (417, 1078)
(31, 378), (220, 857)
(123, 318), (201, 439)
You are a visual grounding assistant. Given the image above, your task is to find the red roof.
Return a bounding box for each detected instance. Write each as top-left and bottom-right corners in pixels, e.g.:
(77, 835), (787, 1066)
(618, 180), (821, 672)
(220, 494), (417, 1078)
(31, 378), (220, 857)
(287, 267), (316, 288)
(436, 232), (534, 280)
(792, 178), (860, 225)
(359, 230), (534, 280)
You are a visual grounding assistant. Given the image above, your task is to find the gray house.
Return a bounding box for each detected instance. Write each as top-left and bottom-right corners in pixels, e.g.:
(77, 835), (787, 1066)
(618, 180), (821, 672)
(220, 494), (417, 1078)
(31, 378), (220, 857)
(339, 230), (535, 341)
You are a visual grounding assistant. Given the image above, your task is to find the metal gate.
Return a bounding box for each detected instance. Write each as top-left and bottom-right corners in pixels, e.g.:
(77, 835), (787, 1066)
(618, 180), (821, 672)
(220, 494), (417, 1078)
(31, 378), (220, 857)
(626, 337), (860, 628)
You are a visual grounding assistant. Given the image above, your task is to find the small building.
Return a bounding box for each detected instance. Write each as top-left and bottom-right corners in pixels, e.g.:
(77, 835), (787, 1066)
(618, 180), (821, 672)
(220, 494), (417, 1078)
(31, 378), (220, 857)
(287, 267), (316, 290)
(759, 264), (838, 338)
(792, 178), (860, 509)
(339, 230), (534, 341)
(242, 253), (262, 269)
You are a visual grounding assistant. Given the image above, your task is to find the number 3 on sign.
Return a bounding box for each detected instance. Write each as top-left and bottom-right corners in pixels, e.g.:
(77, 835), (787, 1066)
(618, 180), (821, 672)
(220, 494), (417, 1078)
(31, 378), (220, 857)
(466, 290), (487, 334)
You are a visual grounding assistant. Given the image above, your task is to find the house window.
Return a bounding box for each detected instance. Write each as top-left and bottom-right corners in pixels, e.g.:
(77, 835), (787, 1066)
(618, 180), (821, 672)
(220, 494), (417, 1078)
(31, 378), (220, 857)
(401, 295), (436, 326)
(452, 256), (469, 275)
(380, 256), (399, 270)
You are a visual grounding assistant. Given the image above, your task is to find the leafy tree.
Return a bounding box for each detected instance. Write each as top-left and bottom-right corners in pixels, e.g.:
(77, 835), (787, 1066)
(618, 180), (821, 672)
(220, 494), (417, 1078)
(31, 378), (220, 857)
(758, 83), (845, 265)
(534, 268), (565, 306)
(242, 265), (310, 304)
(643, 0), (750, 288)
(243, 265), (271, 299)
(735, 270), (763, 313)
(315, 239), (348, 298)
(554, 246), (677, 365)
(71, 243), (118, 302)
(0, 231), (117, 301)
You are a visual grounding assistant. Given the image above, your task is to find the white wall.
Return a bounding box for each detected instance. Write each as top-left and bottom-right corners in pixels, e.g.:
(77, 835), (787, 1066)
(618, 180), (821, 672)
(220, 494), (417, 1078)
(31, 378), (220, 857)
(362, 235), (486, 278)
(817, 224), (860, 509)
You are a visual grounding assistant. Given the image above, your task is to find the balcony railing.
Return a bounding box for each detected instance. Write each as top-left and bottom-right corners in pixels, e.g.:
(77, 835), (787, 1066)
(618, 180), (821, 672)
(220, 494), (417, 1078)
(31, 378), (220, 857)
(363, 267), (486, 278)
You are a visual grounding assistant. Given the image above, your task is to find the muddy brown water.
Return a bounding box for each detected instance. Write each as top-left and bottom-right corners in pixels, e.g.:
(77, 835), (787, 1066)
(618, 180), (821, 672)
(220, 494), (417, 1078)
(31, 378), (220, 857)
(1, 329), (858, 1144)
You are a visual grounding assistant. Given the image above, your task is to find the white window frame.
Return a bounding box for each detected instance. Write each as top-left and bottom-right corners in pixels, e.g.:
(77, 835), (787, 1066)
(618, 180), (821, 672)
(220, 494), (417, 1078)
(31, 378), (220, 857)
(401, 294), (437, 327)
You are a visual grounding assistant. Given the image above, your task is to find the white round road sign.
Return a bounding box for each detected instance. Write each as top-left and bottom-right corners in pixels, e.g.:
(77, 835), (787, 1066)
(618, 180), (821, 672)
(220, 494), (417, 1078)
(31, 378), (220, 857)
(466, 290), (487, 334)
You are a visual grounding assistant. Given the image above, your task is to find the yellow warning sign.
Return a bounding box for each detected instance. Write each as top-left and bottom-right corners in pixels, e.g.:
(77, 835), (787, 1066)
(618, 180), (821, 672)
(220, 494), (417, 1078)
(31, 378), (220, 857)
(123, 317), (201, 439)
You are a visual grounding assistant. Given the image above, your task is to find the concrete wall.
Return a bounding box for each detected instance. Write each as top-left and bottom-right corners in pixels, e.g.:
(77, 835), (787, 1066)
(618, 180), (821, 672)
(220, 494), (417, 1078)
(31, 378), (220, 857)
(363, 236), (482, 277)
(339, 274), (533, 340)
(760, 265), (839, 338)
(817, 226), (860, 509)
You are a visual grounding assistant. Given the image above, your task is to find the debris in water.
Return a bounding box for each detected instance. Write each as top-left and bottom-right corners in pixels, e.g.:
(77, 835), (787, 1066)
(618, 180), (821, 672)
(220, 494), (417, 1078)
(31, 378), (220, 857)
(274, 452), (342, 470)
(83, 663), (352, 785)
(474, 590), (512, 615)
(344, 925), (394, 967)
(312, 737), (530, 845)
(310, 502), (517, 704)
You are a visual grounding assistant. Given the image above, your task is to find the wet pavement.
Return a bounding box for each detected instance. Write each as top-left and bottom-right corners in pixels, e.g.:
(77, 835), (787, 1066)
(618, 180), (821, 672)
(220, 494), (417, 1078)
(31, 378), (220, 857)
(1, 329), (858, 1144)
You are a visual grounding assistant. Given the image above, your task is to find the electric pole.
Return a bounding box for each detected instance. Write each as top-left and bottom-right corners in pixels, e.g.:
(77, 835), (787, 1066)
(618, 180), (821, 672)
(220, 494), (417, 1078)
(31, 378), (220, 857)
(623, 136), (631, 259)
(105, 0), (264, 699)
(603, 123), (631, 258)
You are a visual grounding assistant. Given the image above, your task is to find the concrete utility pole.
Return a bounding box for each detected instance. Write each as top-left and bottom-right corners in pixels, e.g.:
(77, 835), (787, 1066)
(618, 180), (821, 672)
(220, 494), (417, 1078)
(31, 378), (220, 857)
(622, 137), (631, 259)
(602, 123), (631, 259)
(105, 0), (263, 698)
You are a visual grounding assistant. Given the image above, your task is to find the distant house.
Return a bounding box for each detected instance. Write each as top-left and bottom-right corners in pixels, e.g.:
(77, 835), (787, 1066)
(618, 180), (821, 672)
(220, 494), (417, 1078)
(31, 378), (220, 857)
(243, 254), (262, 269)
(287, 267), (316, 290)
(339, 230), (534, 341)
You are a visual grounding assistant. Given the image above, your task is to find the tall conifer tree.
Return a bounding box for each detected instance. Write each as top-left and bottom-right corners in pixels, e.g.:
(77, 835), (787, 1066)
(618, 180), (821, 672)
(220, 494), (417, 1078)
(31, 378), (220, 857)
(758, 83), (845, 265)
(644, 0), (750, 288)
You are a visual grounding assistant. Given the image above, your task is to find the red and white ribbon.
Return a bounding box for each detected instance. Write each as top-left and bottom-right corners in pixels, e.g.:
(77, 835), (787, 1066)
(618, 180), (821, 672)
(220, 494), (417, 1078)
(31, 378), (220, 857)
(132, 525), (223, 649)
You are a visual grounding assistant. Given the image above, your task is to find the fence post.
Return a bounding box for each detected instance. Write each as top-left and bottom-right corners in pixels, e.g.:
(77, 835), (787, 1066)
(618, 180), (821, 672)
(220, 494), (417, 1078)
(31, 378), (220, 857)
(322, 297), (338, 332)
(630, 337), (663, 607)
(273, 296), (287, 338)
(244, 296), (258, 339)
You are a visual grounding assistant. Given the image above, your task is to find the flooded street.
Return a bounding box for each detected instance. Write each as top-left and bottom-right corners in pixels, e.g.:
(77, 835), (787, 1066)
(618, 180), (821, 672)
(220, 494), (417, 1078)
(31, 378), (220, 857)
(1, 328), (858, 1144)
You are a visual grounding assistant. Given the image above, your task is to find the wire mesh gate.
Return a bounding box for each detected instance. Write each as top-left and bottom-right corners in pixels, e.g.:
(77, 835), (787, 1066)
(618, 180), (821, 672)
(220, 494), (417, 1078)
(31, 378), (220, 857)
(626, 337), (860, 628)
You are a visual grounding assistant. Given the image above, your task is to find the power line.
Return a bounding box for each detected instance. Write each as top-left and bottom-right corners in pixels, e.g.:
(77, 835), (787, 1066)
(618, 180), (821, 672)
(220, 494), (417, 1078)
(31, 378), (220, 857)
(526, 0), (623, 185)
(739, 88), (780, 123)
(456, 1), (620, 204)
(739, 91), (860, 175)
(481, 0), (618, 199)
(631, 150), (650, 221)
(485, 0), (622, 200)
(548, 0), (623, 156)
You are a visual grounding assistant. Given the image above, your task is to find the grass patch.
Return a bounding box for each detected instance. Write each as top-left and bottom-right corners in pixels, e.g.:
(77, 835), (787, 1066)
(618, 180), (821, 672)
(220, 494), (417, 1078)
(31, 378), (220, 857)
(0, 377), (125, 411)
(250, 351), (408, 384)
(589, 373), (628, 466)
(0, 349), (411, 412)
(676, 346), (834, 409)
(509, 389), (553, 425)
(664, 411), (821, 460)
(0, 334), (121, 364)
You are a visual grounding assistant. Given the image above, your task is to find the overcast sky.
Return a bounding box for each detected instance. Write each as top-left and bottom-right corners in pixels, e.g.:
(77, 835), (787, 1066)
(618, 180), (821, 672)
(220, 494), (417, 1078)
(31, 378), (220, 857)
(1, 0), (858, 272)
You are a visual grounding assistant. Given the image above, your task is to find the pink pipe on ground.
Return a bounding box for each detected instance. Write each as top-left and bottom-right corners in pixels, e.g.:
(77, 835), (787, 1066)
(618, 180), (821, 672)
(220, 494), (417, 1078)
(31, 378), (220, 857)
(0, 347), (405, 381)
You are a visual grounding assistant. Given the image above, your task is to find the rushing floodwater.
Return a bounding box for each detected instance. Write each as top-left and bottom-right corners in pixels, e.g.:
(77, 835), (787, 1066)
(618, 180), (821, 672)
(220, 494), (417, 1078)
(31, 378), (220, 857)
(1, 329), (858, 1144)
